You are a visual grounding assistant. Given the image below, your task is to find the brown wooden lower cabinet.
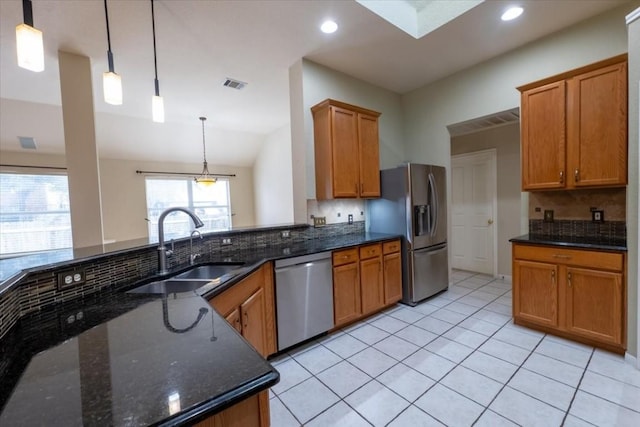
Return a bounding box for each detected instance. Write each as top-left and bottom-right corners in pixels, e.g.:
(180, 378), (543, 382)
(333, 240), (402, 328)
(209, 263), (277, 358)
(512, 243), (626, 353)
(194, 391), (270, 427)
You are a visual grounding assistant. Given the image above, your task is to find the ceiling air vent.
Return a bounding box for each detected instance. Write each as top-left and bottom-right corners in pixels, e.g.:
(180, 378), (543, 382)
(447, 108), (520, 137)
(18, 136), (37, 150)
(223, 78), (247, 90)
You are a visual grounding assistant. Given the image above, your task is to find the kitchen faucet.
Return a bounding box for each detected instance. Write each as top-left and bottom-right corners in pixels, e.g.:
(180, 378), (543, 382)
(189, 229), (203, 265)
(157, 207), (204, 275)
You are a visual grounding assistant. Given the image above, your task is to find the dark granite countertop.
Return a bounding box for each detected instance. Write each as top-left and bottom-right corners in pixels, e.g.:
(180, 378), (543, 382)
(509, 234), (627, 252)
(0, 291), (278, 426)
(0, 231), (401, 426)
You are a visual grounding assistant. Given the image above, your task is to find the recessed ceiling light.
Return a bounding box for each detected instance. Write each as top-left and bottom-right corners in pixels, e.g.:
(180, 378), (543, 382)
(320, 20), (338, 34)
(501, 6), (523, 21)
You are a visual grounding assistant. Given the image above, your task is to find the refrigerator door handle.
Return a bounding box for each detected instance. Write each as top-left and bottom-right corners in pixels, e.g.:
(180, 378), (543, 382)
(428, 173), (438, 237)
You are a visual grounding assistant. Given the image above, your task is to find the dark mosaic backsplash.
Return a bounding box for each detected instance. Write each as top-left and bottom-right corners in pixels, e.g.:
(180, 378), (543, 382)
(529, 219), (626, 240)
(0, 222), (364, 341)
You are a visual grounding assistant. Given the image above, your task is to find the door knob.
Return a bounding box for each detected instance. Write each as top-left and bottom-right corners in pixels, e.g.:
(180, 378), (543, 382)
(488, 219), (493, 225)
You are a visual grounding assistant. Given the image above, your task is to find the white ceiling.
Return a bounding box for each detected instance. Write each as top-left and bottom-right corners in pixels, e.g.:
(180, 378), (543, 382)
(0, 0), (629, 167)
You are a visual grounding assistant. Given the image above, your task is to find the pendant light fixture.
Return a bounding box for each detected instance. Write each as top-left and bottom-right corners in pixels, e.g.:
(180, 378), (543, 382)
(195, 117), (216, 186)
(150, 0), (164, 122)
(103, 0), (122, 105)
(16, 0), (44, 72)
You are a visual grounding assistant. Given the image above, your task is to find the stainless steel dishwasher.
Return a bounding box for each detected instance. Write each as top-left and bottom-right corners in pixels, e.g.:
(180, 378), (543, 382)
(274, 251), (334, 351)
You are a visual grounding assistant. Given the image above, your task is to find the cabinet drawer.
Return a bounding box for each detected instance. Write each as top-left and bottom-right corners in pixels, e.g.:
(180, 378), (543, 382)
(359, 244), (382, 260)
(383, 240), (401, 254)
(513, 244), (623, 271)
(333, 248), (359, 266)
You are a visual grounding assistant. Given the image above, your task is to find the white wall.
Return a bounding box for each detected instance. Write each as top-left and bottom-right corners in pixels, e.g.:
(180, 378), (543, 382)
(0, 151), (256, 243)
(252, 124), (294, 225)
(402, 2), (637, 356)
(626, 7), (640, 361)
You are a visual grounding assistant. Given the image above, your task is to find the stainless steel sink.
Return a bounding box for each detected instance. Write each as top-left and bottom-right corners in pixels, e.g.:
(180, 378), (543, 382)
(174, 263), (244, 280)
(127, 278), (210, 294)
(127, 263), (246, 295)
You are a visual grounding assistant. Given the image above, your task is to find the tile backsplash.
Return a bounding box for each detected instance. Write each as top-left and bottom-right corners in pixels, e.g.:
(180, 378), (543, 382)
(529, 219), (626, 240)
(307, 199), (365, 225)
(528, 188), (626, 221)
(0, 222), (365, 341)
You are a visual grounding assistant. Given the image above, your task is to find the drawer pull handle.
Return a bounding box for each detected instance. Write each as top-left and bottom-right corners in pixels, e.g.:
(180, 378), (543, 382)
(574, 169), (580, 182)
(559, 170), (564, 184)
(552, 254), (572, 259)
(568, 272), (572, 287)
(551, 270), (555, 282)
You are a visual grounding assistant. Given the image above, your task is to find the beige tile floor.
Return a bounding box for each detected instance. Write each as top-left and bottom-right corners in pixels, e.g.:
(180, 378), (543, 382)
(268, 270), (640, 426)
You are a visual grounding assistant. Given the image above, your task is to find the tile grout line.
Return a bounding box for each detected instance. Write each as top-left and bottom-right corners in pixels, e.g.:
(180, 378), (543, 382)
(560, 348), (595, 426)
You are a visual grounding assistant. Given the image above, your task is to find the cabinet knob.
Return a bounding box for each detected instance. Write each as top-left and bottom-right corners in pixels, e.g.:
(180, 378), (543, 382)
(559, 170), (564, 184)
(551, 270), (555, 282)
(574, 169), (580, 182)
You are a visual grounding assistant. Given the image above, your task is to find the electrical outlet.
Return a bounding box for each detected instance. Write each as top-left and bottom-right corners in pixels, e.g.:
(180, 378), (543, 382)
(221, 238), (232, 246)
(57, 268), (86, 290)
(313, 216), (326, 227)
(281, 230), (290, 238)
(543, 210), (554, 222)
(592, 210), (604, 223)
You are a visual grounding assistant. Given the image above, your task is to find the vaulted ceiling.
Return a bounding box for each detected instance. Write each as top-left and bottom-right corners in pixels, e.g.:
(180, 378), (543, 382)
(0, 0), (629, 166)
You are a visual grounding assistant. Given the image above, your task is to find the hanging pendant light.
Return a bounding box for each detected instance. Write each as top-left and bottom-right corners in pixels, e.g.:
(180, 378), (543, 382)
(150, 0), (164, 122)
(195, 117), (216, 186)
(16, 0), (44, 72)
(103, 0), (122, 105)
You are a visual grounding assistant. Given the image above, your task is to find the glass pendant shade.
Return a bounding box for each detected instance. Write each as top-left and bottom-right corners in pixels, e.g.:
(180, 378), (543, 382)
(152, 95), (165, 123)
(16, 23), (44, 72)
(103, 71), (122, 105)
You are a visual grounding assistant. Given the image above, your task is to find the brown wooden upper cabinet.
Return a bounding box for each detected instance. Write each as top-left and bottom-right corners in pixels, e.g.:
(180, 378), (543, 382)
(518, 54), (627, 191)
(311, 99), (382, 199)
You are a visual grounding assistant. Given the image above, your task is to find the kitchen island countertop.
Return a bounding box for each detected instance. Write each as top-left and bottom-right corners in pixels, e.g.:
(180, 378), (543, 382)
(0, 231), (401, 426)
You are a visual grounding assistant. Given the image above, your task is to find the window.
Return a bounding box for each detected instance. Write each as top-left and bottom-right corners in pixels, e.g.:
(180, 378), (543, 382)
(145, 178), (231, 242)
(0, 173), (72, 256)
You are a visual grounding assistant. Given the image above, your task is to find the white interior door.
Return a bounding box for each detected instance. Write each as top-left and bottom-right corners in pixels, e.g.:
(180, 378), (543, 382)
(451, 149), (497, 275)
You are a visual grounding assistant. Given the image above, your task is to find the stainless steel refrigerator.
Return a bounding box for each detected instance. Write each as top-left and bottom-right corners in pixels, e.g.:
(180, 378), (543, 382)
(367, 163), (448, 305)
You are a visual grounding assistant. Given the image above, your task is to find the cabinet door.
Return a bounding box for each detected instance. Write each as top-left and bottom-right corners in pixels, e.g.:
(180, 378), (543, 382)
(241, 288), (268, 357)
(358, 113), (380, 198)
(565, 267), (623, 346)
(383, 252), (402, 305)
(331, 106), (360, 198)
(513, 260), (559, 327)
(333, 263), (361, 327)
(225, 308), (242, 334)
(360, 257), (384, 315)
(521, 81), (566, 190)
(568, 62), (627, 187)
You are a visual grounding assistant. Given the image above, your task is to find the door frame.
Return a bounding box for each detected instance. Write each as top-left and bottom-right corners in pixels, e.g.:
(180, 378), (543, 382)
(451, 148), (498, 277)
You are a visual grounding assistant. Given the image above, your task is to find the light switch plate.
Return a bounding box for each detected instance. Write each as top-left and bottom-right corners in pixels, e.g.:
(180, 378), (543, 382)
(543, 210), (554, 222)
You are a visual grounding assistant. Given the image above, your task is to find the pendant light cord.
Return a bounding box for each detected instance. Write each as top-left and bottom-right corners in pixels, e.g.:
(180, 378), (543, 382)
(22, 0), (34, 27)
(200, 117), (208, 165)
(151, 0), (160, 95)
(104, 0), (115, 72)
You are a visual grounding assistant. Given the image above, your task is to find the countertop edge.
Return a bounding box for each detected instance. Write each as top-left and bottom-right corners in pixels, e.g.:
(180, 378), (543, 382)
(157, 370), (280, 427)
(509, 234), (627, 252)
